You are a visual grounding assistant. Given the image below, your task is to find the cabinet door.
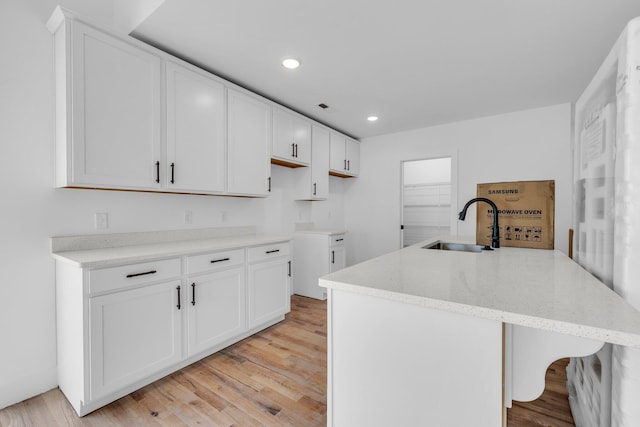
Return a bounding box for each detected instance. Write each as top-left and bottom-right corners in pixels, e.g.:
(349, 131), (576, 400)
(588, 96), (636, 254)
(311, 125), (330, 199)
(292, 116), (311, 165)
(329, 132), (347, 173)
(70, 21), (162, 189)
(346, 139), (360, 177)
(248, 258), (290, 327)
(89, 280), (182, 400)
(166, 62), (226, 193)
(272, 108), (311, 166)
(227, 89), (271, 196)
(187, 267), (246, 357)
(330, 245), (346, 273)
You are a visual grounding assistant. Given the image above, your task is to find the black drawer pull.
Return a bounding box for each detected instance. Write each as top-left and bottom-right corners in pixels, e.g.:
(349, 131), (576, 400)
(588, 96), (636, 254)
(288, 260), (291, 277)
(176, 286), (181, 310)
(126, 270), (157, 278)
(335, 238), (344, 242)
(265, 249), (280, 254)
(332, 250), (335, 264)
(170, 162), (175, 184)
(155, 161), (160, 183)
(191, 283), (196, 306)
(210, 257), (230, 264)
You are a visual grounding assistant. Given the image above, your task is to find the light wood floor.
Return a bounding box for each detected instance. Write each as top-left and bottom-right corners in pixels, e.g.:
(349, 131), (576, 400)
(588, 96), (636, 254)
(1, 295), (574, 427)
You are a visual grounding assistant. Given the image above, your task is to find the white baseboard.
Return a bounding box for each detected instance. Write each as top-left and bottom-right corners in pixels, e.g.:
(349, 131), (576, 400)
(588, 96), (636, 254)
(0, 366), (57, 410)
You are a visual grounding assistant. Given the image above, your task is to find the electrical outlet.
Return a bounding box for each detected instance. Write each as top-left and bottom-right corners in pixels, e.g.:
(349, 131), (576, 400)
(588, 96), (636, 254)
(184, 211), (193, 224)
(95, 212), (108, 230)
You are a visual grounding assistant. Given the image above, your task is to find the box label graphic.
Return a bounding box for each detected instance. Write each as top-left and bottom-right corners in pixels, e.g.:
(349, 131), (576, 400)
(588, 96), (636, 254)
(476, 180), (555, 249)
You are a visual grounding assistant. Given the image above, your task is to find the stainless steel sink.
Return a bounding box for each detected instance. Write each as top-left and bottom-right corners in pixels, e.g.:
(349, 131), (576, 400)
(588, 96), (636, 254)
(422, 241), (487, 253)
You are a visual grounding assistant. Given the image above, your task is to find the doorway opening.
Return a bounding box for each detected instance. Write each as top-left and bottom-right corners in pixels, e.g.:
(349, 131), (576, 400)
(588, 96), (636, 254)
(401, 157), (452, 247)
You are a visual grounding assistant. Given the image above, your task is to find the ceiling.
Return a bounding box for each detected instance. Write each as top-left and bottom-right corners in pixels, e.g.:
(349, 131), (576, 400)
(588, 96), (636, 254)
(132, 0), (640, 139)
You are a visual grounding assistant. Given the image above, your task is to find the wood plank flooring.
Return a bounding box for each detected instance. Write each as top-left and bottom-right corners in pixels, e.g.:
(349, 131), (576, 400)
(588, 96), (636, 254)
(1, 295), (575, 427)
(508, 358), (576, 427)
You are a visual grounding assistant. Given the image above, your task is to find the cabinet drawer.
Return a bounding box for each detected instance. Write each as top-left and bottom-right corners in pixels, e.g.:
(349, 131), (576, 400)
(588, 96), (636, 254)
(331, 235), (346, 246)
(186, 249), (245, 275)
(247, 242), (290, 263)
(89, 258), (181, 294)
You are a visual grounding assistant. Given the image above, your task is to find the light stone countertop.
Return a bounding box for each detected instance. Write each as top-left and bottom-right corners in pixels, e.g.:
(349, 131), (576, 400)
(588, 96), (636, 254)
(319, 236), (640, 347)
(51, 227), (290, 269)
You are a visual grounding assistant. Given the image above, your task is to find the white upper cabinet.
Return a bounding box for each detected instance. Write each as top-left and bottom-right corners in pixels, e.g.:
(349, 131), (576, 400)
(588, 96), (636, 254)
(227, 88), (271, 196)
(346, 138), (360, 176)
(48, 7), (357, 197)
(295, 124), (330, 200)
(166, 61), (226, 194)
(272, 108), (311, 166)
(329, 132), (360, 177)
(311, 125), (331, 199)
(55, 18), (162, 190)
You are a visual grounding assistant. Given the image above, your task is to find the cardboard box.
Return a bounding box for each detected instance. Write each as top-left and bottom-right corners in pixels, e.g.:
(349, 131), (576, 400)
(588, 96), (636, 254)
(476, 180), (555, 249)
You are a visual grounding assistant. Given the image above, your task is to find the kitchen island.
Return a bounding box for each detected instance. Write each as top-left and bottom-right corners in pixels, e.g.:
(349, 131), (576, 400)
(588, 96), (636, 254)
(319, 237), (640, 427)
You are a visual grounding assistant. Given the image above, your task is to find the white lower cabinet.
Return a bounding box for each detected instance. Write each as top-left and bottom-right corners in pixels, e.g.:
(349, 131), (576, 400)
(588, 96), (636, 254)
(293, 232), (346, 300)
(89, 280), (182, 400)
(55, 240), (290, 416)
(247, 243), (292, 328)
(187, 267), (245, 357)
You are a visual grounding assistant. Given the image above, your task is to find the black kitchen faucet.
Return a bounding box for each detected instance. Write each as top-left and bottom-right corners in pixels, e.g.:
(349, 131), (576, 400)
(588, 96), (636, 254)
(458, 197), (500, 248)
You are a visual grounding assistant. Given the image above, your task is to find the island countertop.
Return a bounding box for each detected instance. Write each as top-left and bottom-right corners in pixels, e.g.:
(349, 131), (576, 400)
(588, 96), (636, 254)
(319, 236), (640, 347)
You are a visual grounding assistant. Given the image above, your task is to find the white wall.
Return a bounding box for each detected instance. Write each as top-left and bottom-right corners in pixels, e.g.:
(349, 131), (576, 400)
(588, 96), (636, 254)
(0, 0), (344, 409)
(344, 104), (572, 265)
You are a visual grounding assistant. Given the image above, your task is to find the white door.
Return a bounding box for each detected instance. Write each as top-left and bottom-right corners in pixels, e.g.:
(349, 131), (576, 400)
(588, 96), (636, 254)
(330, 245), (346, 273)
(227, 89), (271, 196)
(187, 267), (245, 356)
(71, 21), (162, 189)
(311, 125), (330, 199)
(248, 258), (290, 327)
(89, 280), (182, 400)
(401, 157), (453, 247)
(166, 62), (226, 194)
(329, 132), (347, 173)
(346, 139), (360, 176)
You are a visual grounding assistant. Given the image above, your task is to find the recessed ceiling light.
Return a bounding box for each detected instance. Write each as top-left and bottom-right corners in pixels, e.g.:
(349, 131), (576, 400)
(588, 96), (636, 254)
(367, 116), (379, 122)
(282, 58), (301, 69)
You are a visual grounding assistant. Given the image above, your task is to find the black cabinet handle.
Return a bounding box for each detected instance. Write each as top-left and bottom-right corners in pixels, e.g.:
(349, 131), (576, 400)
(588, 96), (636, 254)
(347, 160), (350, 171)
(344, 159), (347, 170)
(191, 283), (196, 306)
(332, 250), (335, 264)
(336, 238), (344, 242)
(288, 260), (291, 277)
(126, 270), (157, 278)
(266, 249), (280, 254)
(268, 176), (271, 192)
(294, 143), (298, 158)
(176, 286), (181, 310)
(291, 143), (295, 157)
(313, 183), (317, 195)
(155, 161), (160, 183)
(170, 163), (175, 184)
(210, 257), (230, 264)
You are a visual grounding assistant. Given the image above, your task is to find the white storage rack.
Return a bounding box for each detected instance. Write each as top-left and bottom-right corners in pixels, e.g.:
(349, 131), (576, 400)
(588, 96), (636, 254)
(570, 16), (640, 427)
